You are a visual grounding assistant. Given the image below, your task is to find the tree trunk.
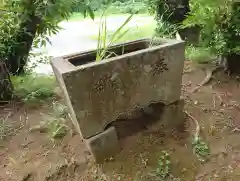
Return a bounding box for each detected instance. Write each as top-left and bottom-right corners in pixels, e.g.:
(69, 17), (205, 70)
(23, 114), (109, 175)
(225, 2), (240, 74)
(226, 53), (240, 74)
(7, 0), (41, 75)
(177, 25), (200, 45)
(156, 0), (193, 41)
(159, 0), (190, 24)
(0, 61), (13, 103)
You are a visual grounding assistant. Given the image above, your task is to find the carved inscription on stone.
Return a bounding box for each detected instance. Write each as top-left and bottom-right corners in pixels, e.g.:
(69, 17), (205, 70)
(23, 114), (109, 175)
(93, 73), (119, 93)
(151, 58), (168, 76)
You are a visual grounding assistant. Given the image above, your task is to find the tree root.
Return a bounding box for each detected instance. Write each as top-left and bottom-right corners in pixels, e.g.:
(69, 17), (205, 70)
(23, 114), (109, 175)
(233, 104), (240, 112)
(190, 66), (223, 93)
(184, 110), (200, 140)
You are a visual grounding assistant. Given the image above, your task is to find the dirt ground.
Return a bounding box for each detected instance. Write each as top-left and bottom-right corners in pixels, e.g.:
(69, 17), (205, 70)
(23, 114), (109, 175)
(1, 61), (240, 181)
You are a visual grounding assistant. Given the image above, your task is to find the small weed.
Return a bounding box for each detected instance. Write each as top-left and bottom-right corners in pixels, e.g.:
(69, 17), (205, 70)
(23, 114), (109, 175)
(30, 102), (68, 140)
(192, 136), (210, 163)
(30, 117), (67, 140)
(156, 151), (171, 178)
(52, 101), (68, 119)
(185, 111), (210, 163)
(11, 74), (56, 105)
(185, 46), (216, 64)
(45, 117), (67, 139)
(149, 151), (171, 179)
(45, 102), (68, 139)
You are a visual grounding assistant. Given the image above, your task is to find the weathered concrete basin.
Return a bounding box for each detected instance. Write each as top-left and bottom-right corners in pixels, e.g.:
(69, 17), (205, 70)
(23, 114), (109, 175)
(51, 38), (185, 162)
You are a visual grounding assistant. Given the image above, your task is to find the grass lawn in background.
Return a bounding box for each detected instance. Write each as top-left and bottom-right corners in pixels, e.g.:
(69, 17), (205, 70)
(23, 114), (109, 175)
(68, 12), (150, 22)
(88, 17), (156, 43)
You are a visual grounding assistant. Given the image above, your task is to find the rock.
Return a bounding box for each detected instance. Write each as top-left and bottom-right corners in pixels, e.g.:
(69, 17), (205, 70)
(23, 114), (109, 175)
(85, 127), (120, 163)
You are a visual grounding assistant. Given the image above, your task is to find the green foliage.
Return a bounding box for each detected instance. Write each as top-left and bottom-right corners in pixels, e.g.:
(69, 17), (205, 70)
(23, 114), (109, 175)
(0, 9), (19, 60)
(144, 0), (183, 38)
(155, 16), (177, 38)
(26, 53), (51, 73)
(0, 0), (95, 100)
(70, 1), (147, 21)
(11, 74), (55, 104)
(109, 1), (147, 14)
(192, 136), (210, 163)
(150, 151), (171, 179)
(52, 101), (69, 119)
(185, 46), (216, 64)
(0, 0), (94, 73)
(4, 0), (94, 39)
(96, 7), (134, 61)
(44, 102), (68, 139)
(182, 0), (240, 56)
(30, 102), (68, 140)
(145, 0), (158, 16)
(75, 0), (147, 14)
(46, 117), (67, 139)
(156, 151), (171, 178)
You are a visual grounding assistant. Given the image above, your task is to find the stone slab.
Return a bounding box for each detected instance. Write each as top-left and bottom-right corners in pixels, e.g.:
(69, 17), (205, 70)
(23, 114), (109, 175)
(51, 38), (185, 138)
(85, 127), (120, 163)
(147, 99), (184, 133)
(161, 99), (185, 129)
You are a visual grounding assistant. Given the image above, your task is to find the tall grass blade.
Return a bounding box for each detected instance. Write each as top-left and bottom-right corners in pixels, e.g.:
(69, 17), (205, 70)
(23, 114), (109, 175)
(113, 28), (131, 43)
(96, 5), (134, 61)
(109, 14), (134, 46)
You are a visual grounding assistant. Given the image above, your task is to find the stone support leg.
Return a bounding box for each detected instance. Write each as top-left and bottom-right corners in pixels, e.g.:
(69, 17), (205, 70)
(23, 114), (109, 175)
(161, 99), (185, 129)
(85, 127), (120, 163)
(147, 99), (184, 132)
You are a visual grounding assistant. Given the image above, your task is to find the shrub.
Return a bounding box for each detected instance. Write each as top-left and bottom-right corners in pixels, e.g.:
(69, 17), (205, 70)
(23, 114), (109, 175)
(185, 46), (216, 64)
(182, 0), (240, 57)
(154, 17), (178, 38)
(11, 74), (56, 105)
(145, 0), (190, 38)
(0, 10), (19, 61)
